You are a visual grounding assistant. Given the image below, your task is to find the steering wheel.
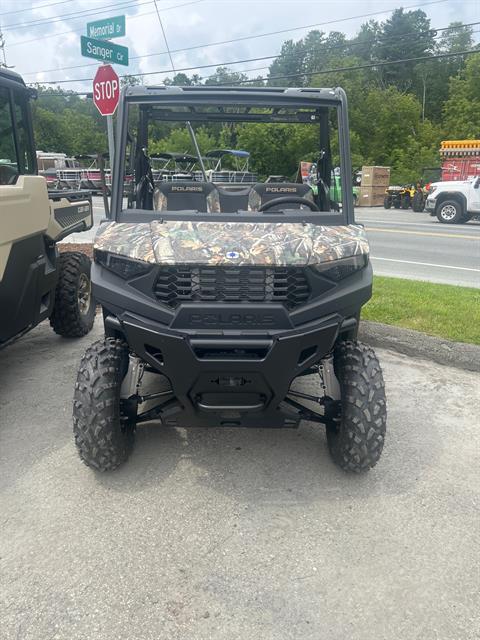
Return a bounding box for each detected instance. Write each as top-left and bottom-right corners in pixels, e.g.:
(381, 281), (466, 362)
(0, 164), (18, 186)
(259, 196), (320, 212)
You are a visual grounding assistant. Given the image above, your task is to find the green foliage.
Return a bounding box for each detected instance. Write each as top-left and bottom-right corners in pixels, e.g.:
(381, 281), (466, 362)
(149, 126), (217, 157)
(374, 9), (435, 89)
(364, 276), (480, 345)
(443, 53), (480, 138)
(204, 67), (249, 86)
(31, 87), (107, 156)
(235, 123), (317, 179)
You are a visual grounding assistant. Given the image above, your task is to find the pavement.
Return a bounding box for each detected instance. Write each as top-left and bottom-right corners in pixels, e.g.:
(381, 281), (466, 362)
(63, 199), (480, 288)
(1, 318), (479, 640)
(356, 207), (480, 288)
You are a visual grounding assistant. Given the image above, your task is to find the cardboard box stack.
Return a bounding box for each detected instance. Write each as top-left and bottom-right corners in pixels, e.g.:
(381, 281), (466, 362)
(358, 166), (391, 206)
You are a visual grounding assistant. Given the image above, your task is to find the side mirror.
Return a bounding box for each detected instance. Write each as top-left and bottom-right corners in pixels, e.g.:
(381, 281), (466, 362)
(474, 177), (480, 189)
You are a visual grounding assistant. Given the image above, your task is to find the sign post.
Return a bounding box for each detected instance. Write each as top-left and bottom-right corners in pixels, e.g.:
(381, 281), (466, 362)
(81, 15), (128, 181)
(106, 110), (115, 169)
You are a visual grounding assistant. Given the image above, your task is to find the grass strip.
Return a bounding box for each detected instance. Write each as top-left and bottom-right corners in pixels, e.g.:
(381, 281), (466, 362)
(363, 276), (480, 345)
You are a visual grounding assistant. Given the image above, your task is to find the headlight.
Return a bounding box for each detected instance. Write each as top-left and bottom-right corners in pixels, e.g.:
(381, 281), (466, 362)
(94, 249), (152, 279)
(311, 253), (369, 281)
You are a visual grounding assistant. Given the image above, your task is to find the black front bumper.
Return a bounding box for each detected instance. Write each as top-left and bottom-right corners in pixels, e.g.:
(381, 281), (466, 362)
(93, 262), (371, 428)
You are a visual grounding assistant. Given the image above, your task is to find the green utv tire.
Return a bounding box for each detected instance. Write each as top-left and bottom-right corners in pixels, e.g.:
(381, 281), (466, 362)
(73, 339), (136, 471)
(50, 252), (95, 337)
(327, 341), (387, 473)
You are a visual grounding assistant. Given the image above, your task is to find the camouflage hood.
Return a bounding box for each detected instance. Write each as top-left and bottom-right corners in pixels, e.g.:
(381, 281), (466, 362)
(94, 220), (369, 266)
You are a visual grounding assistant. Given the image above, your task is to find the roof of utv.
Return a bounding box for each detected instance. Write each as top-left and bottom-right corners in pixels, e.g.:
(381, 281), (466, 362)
(0, 68), (27, 87)
(122, 85), (345, 109)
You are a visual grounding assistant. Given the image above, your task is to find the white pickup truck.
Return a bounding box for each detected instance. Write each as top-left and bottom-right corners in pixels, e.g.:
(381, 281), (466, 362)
(425, 176), (480, 224)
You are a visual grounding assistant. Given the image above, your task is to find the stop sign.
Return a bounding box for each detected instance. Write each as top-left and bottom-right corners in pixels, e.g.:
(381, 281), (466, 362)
(93, 65), (120, 116)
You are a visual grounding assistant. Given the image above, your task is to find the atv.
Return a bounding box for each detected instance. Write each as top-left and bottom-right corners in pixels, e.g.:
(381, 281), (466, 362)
(384, 185), (413, 209)
(73, 86), (387, 473)
(411, 183), (427, 212)
(0, 69), (95, 348)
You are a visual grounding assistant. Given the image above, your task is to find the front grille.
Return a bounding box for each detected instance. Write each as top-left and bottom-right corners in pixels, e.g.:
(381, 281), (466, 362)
(154, 266), (310, 310)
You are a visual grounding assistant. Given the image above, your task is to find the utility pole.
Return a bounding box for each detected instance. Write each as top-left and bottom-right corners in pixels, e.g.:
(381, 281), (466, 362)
(0, 30), (7, 67)
(0, 29), (13, 68)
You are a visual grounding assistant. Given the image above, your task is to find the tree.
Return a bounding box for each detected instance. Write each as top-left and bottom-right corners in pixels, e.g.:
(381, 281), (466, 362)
(204, 67), (248, 85)
(236, 123), (317, 179)
(121, 74), (142, 87)
(149, 126), (217, 156)
(443, 53), (480, 138)
(349, 20), (381, 62)
(268, 39), (305, 86)
(164, 72), (200, 86)
(374, 9), (435, 90)
(32, 107), (69, 152)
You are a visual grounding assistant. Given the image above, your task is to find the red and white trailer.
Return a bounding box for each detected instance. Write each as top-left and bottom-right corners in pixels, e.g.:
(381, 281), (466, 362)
(440, 140), (480, 181)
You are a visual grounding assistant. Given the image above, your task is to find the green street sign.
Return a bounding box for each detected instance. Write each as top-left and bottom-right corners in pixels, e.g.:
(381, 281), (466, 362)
(86, 15), (126, 40)
(80, 35), (129, 66)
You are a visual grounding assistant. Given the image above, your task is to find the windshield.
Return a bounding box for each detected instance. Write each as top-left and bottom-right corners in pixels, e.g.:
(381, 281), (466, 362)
(113, 88), (354, 225)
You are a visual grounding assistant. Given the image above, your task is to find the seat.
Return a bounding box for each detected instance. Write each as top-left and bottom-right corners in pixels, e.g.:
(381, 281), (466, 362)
(248, 182), (314, 211)
(153, 181), (220, 212)
(217, 185), (251, 212)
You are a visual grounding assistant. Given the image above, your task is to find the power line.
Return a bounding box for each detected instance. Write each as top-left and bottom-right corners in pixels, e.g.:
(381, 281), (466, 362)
(33, 40), (480, 86)
(153, 0), (176, 73)
(2, 0), (73, 17)
(24, 13), (475, 78)
(7, 0), (203, 50)
(33, 46), (479, 97)
(235, 49), (480, 85)
(22, 26), (427, 77)
(25, 8), (477, 83)
(9, 0), (447, 50)
(1, 0), (153, 31)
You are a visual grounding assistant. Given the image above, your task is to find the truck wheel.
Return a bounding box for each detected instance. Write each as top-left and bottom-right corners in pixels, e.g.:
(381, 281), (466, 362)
(383, 197), (391, 209)
(437, 200), (463, 224)
(326, 341), (387, 473)
(50, 252), (95, 337)
(73, 339), (136, 471)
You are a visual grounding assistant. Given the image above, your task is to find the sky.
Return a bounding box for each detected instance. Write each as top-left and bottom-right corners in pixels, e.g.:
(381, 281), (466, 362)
(1, 0), (479, 91)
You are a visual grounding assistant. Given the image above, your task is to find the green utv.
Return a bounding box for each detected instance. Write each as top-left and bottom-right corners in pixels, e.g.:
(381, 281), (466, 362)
(0, 69), (95, 349)
(73, 86), (387, 473)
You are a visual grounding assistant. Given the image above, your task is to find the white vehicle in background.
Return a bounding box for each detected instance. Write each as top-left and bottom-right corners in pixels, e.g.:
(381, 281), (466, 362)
(425, 176), (480, 224)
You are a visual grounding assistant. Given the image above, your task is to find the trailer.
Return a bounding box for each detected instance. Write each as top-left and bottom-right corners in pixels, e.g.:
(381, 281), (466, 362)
(440, 140), (480, 181)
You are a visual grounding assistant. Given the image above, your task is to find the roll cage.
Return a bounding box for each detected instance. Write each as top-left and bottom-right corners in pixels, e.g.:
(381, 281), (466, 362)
(111, 85), (355, 226)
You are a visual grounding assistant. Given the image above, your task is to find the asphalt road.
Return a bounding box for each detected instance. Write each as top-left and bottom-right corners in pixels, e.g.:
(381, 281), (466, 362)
(356, 207), (480, 288)
(63, 199), (480, 288)
(1, 319), (479, 640)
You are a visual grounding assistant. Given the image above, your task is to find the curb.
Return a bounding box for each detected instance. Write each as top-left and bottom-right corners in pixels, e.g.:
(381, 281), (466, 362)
(358, 321), (480, 373)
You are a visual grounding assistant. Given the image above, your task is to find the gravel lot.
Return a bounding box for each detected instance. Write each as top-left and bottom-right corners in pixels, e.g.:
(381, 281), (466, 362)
(1, 319), (479, 640)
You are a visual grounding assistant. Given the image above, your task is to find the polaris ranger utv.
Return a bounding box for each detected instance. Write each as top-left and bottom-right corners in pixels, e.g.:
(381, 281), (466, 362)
(0, 69), (95, 348)
(73, 86), (387, 473)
